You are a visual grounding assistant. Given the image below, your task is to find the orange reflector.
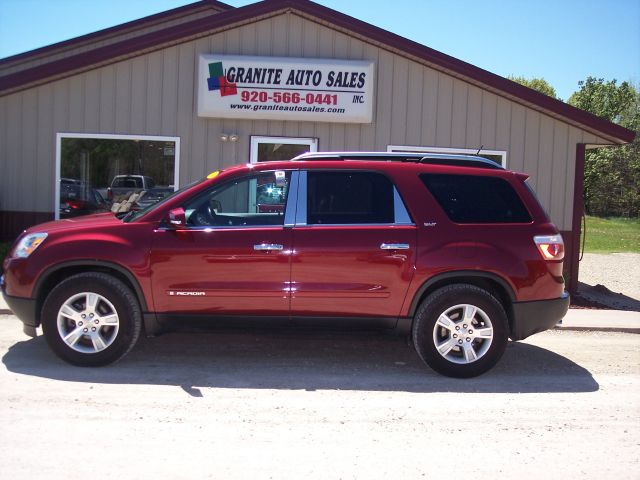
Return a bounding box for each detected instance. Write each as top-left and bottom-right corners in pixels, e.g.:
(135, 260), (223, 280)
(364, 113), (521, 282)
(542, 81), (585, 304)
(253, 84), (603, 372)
(534, 234), (565, 260)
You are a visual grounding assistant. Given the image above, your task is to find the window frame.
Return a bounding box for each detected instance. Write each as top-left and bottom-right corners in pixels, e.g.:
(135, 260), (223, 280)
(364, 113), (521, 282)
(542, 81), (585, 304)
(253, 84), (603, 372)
(250, 136), (318, 164)
(294, 170), (414, 227)
(387, 145), (507, 168)
(55, 132), (181, 220)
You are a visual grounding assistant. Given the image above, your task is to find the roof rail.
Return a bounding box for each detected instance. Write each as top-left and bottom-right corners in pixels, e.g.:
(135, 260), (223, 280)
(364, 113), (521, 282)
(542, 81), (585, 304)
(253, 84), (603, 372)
(291, 151), (504, 169)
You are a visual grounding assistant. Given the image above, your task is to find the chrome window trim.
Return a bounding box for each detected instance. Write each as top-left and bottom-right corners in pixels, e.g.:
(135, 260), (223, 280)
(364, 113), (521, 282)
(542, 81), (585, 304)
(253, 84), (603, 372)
(292, 223), (414, 228)
(294, 171), (308, 226)
(157, 225), (287, 232)
(283, 171), (299, 227)
(393, 186), (413, 225)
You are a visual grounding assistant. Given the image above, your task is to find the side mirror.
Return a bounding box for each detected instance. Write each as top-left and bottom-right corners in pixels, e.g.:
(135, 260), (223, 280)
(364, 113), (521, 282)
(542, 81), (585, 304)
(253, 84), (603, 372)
(167, 207), (186, 229)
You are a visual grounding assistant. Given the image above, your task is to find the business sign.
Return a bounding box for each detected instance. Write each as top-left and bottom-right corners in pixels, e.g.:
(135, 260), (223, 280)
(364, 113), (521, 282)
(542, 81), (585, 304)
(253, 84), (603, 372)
(197, 54), (374, 123)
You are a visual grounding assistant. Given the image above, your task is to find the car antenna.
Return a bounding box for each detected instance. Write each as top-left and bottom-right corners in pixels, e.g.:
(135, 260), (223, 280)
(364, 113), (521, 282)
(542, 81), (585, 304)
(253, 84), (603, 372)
(476, 145), (484, 155)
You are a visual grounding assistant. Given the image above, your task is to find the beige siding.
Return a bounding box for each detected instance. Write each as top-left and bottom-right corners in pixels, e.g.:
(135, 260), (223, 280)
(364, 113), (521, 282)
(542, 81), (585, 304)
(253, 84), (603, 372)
(0, 12), (615, 232)
(4, 94), (20, 211)
(0, 98), (5, 203)
(22, 89), (38, 212)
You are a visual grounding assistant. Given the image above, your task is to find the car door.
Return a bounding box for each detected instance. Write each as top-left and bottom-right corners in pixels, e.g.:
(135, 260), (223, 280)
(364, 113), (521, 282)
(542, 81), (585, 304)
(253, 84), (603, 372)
(290, 170), (417, 322)
(150, 170), (296, 315)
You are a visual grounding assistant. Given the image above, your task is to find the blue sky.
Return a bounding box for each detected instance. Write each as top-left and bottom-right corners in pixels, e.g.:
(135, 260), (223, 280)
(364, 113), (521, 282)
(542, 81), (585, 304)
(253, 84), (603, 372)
(1, 0), (638, 100)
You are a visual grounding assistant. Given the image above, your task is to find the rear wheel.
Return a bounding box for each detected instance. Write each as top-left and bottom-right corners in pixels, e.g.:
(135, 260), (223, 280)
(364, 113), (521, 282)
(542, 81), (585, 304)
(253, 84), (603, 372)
(412, 284), (508, 378)
(41, 272), (141, 366)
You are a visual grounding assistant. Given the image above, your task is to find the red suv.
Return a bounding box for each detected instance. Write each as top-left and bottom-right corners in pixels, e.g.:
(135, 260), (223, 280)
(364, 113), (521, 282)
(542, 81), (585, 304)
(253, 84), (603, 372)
(1, 152), (569, 377)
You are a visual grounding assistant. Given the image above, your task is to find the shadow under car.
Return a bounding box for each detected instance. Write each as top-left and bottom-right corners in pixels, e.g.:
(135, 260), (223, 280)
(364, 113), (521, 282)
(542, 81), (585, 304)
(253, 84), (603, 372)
(2, 327), (599, 394)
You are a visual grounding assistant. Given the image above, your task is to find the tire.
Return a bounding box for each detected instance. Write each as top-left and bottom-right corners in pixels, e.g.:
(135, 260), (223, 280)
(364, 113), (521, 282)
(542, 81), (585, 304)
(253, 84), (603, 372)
(412, 284), (508, 378)
(41, 272), (142, 366)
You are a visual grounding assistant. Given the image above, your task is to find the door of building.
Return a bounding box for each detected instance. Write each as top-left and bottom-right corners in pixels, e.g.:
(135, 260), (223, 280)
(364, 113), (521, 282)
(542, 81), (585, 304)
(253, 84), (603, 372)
(250, 136), (318, 163)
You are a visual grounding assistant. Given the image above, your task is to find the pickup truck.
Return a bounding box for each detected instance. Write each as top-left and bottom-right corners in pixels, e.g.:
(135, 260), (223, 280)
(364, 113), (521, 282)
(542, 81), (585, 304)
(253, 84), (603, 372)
(106, 175), (174, 209)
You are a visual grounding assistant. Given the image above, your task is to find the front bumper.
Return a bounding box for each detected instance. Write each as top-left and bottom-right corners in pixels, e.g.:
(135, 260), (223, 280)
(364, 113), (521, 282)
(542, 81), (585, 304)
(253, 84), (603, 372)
(1, 275), (38, 337)
(511, 292), (570, 341)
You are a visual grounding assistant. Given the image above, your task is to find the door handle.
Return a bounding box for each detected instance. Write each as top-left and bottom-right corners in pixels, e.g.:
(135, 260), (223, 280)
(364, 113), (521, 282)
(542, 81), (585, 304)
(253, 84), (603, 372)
(380, 243), (410, 250)
(254, 243), (284, 251)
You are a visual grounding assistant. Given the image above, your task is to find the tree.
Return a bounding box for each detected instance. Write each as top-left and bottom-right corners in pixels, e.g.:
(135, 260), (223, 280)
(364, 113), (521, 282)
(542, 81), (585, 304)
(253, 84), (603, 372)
(568, 77), (640, 217)
(508, 76), (558, 99)
(568, 77), (638, 127)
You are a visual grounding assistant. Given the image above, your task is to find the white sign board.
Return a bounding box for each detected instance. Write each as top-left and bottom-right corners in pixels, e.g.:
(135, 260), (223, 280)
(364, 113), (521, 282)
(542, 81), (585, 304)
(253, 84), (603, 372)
(197, 54), (374, 123)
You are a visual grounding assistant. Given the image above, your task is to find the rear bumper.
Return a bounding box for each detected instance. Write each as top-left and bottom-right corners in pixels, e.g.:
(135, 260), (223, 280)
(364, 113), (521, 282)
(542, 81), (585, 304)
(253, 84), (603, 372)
(511, 292), (570, 341)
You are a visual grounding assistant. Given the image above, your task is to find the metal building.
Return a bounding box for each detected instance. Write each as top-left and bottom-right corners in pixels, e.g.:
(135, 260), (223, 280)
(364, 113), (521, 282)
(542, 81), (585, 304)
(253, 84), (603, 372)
(0, 0), (634, 292)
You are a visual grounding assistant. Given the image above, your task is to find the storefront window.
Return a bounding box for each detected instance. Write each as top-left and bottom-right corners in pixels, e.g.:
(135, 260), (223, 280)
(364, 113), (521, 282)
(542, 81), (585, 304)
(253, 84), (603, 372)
(250, 136), (318, 163)
(57, 134), (179, 219)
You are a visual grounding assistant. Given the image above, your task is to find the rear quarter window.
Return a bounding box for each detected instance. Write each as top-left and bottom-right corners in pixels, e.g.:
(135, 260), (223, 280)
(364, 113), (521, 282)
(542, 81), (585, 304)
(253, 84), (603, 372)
(420, 174), (532, 223)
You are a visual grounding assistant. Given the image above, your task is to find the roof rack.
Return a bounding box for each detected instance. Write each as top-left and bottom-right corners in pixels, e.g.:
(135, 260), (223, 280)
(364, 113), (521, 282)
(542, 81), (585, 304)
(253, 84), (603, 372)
(291, 151), (504, 170)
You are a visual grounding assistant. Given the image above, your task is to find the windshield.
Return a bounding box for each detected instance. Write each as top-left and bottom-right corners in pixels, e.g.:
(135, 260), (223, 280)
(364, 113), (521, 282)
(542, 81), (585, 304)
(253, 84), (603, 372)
(121, 178), (205, 223)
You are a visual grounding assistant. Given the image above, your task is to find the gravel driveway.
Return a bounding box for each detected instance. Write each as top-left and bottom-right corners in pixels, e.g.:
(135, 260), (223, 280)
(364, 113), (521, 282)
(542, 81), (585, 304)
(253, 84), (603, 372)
(577, 253), (640, 310)
(1, 318), (639, 480)
(579, 253), (640, 299)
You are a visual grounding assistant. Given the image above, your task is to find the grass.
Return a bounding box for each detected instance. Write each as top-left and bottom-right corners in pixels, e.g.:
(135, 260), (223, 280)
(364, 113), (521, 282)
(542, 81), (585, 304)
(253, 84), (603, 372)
(583, 216), (640, 253)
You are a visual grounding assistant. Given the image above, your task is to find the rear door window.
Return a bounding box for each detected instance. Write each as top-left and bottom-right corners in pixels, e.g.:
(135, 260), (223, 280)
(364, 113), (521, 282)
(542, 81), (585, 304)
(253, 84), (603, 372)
(307, 171), (395, 225)
(420, 174), (532, 223)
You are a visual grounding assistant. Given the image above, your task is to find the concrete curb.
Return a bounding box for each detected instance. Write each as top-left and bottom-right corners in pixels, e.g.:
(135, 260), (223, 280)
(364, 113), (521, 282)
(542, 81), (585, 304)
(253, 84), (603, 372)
(555, 308), (640, 334)
(555, 324), (640, 334)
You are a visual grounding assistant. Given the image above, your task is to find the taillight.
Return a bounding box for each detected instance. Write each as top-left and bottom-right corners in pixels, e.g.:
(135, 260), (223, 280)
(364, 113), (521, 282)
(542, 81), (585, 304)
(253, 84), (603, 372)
(66, 199), (84, 210)
(534, 234), (564, 261)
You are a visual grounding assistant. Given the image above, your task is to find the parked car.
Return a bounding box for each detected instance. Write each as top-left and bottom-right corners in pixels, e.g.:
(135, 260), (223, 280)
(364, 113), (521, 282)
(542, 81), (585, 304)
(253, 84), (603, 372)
(59, 180), (109, 218)
(1, 153), (569, 377)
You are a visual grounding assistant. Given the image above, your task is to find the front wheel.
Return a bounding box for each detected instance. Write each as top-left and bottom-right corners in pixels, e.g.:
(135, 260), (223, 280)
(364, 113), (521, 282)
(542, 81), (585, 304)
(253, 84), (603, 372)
(412, 284), (509, 378)
(41, 272), (142, 366)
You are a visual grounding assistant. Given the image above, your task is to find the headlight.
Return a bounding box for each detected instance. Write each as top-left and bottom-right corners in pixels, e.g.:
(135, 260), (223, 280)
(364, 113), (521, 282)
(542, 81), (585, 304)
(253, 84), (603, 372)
(13, 233), (48, 258)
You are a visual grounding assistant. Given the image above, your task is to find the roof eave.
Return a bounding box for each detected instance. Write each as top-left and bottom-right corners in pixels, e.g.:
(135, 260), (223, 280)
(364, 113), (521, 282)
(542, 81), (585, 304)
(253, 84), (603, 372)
(0, 0), (234, 68)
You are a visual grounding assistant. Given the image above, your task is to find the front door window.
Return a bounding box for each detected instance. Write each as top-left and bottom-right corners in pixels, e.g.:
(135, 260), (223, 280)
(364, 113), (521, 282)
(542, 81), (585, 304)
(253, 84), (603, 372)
(185, 171), (291, 227)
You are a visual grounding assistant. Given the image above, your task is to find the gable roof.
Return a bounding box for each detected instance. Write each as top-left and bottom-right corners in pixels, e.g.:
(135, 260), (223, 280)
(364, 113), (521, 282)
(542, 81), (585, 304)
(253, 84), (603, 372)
(0, 0), (634, 144)
(0, 0), (233, 70)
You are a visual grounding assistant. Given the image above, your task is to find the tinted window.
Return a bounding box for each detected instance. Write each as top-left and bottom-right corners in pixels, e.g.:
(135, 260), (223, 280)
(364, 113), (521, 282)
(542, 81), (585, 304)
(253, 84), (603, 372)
(185, 171), (290, 227)
(307, 171), (394, 224)
(420, 174), (531, 223)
